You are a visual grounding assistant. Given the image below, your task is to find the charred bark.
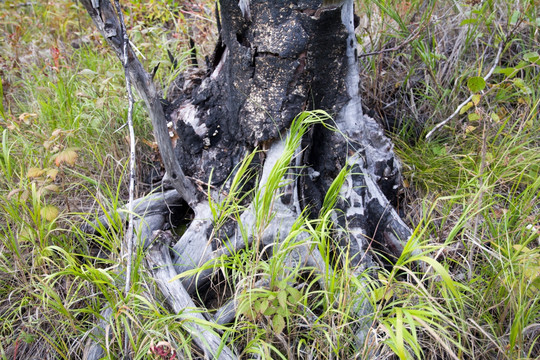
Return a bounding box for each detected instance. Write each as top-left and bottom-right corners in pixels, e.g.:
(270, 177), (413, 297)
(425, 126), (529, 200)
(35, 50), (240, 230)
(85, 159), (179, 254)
(166, 0), (409, 262)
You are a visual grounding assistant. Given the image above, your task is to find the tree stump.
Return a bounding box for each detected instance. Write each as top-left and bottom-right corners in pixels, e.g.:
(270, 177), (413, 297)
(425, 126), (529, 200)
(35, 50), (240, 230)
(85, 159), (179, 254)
(80, 0), (411, 358)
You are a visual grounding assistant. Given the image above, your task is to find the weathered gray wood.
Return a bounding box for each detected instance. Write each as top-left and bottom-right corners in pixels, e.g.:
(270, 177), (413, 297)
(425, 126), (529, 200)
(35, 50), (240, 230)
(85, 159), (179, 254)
(82, 307), (112, 360)
(214, 298), (237, 326)
(146, 231), (237, 360)
(81, 1), (413, 357)
(171, 136), (329, 294)
(79, 0), (198, 206)
(83, 189), (179, 236)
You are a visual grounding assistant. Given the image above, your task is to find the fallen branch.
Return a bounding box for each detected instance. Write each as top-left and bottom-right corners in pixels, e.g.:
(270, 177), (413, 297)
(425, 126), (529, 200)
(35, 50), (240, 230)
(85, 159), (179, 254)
(425, 40), (504, 139)
(171, 136), (329, 294)
(83, 189), (181, 237)
(82, 307), (113, 360)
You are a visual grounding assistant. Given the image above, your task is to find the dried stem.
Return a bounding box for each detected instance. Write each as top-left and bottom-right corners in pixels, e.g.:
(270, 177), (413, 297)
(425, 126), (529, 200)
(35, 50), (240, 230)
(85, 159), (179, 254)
(110, 1), (136, 356)
(79, 0), (199, 206)
(425, 41), (504, 140)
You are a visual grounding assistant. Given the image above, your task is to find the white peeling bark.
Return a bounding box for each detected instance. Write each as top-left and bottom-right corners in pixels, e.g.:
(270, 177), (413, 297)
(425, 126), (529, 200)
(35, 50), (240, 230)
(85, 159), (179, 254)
(338, 0), (363, 134)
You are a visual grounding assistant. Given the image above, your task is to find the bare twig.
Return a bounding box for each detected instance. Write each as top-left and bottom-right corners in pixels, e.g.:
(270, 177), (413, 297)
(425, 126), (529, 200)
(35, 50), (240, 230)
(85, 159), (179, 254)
(109, 1), (136, 356)
(110, 0), (136, 296)
(358, 29), (422, 59)
(146, 231), (237, 360)
(425, 41), (503, 140)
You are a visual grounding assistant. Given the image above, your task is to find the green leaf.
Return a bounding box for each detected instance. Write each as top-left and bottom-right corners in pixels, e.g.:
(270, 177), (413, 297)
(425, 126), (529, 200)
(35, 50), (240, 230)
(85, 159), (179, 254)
(276, 280), (287, 290)
(78, 69), (98, 76)
(253, 300), (262, 313)
(272, 314), (285, 334)
(460, 18), (477, 26)
(417, 256), (458, 297)
(277, 291), (288, 309)
(467, 76), (486, 93)
(468, 113), (481, 121)
(431, 145), (446, 156)
(471, 94), (481, 106)
(523, 51), (540, 64)
(259, 300), (269, 315)
(513, 78), (532, 95)
(510, 10), (519, 25)
(263, 306), (276, 317)
(459, 102), (474, 115)
(494, 66), (518, 78)
(238, 300), (252, 318)
(276, 306), (290, 317)
(287, 287), (302, 303)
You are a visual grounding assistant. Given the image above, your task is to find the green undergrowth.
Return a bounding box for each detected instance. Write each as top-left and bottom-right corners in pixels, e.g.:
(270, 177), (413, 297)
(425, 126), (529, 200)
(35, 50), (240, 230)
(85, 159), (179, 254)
(1, 0), (539, 359)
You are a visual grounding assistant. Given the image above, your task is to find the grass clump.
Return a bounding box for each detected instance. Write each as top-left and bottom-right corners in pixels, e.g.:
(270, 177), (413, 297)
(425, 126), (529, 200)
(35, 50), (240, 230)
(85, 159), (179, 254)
(358, 0), (539, 358)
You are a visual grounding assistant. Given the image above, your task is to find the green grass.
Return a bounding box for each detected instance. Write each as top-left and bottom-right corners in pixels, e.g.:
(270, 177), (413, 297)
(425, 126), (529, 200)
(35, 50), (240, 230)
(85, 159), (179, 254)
(1, 0), (539, 359)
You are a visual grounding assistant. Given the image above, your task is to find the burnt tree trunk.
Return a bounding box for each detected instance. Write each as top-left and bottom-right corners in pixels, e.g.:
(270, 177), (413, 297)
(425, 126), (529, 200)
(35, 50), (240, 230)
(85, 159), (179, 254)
(165, 0), (410, 263)
(81, 0), (412, 358)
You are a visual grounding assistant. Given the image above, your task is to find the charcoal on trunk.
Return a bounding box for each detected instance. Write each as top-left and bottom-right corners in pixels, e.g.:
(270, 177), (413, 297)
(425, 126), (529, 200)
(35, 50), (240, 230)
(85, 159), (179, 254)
(166, 0), (408, 259)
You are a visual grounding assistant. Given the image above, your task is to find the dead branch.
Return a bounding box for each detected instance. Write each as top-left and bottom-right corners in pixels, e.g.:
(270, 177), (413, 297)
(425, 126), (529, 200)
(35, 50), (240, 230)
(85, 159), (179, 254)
(79, 0), (198, 205)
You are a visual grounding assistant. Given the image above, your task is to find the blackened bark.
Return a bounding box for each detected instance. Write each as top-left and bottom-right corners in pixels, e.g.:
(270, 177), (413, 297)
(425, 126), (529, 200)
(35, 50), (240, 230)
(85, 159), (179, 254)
(166, 0), (351, 185)
(165, 0), (409, 259)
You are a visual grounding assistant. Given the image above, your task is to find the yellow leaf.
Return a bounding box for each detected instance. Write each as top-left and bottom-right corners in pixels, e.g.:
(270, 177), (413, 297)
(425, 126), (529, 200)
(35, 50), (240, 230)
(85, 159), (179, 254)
(142, 138), (158, 150)
(18, 113), (37, 125)
(40, 205), (59, 222)
(490, 112), (500, 122)
(373, 286), (394, 302)
(27, 167), (45, 179)
(43, 184), (60, 193)
(466, 125), (477, 133)
(403, 178), (410, 188)
(46, 168), (59, 180)
(460, 102), (474, 115)
(471, 94), (481, 106)
(55, 149), (78, 166)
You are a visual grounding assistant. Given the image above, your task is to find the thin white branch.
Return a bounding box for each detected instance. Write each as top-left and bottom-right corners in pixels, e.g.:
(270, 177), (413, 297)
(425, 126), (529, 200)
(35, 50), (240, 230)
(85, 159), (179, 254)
(425, 42), (504, 140)
(113, 0), (136, 298)
(113, 0), (137, 356)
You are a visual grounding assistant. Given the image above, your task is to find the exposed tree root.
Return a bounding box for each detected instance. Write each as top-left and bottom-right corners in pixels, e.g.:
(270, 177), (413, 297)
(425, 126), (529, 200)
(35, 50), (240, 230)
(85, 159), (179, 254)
(146, 231), (237, 360)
